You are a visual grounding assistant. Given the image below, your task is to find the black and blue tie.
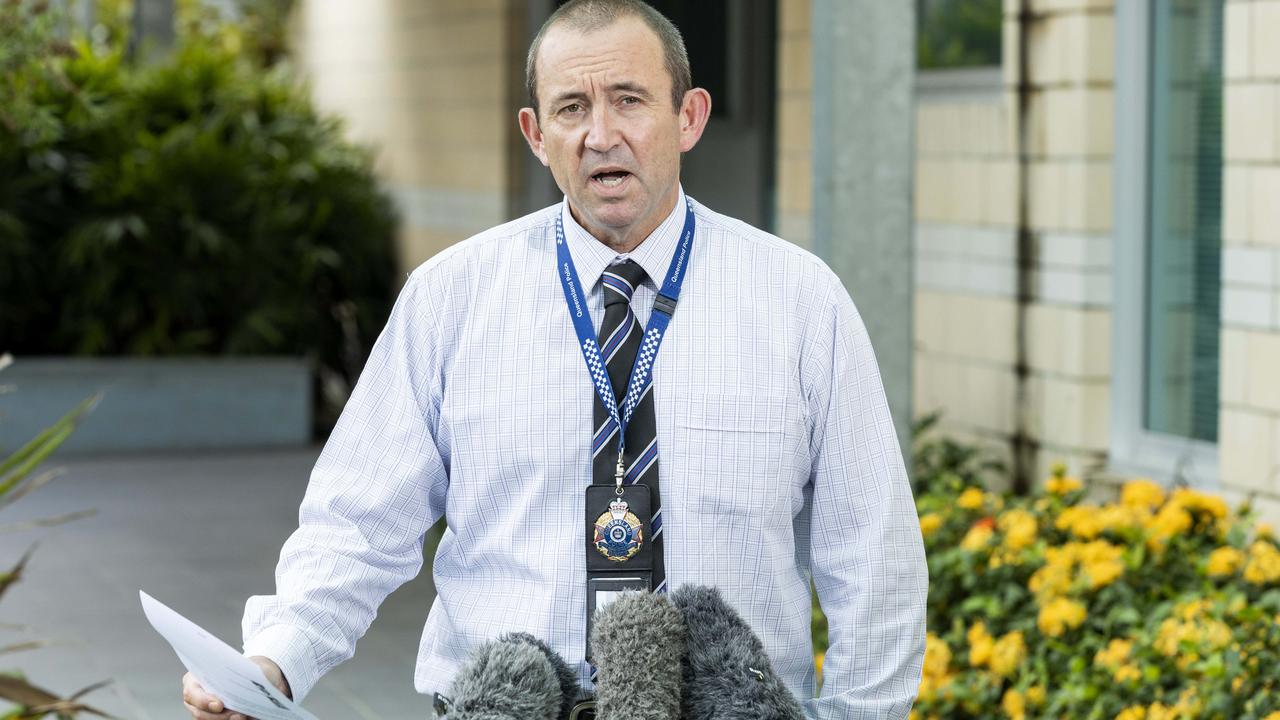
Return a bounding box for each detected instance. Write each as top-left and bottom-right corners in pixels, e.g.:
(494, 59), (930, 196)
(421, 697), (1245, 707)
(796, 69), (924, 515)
(592, 259), (666, 593)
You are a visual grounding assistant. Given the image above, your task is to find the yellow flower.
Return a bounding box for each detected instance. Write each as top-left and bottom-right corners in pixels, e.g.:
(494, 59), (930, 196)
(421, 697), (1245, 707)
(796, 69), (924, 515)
(1171, 687), (1202, 717)
(1028, 551), (1074, 598)
(1202, 619), (1232, 649)
(1046, 474), (1083, 495)
(990, 631), (1026, 678)
(923, 632), (951, 678)
(919, 513), (942, 538)
(1262, 713), (1280, 720)
(1155, 619), (1191, 657)
(1121, 478), (1166, 509)
(1056, 505), (1104, 539)
(1094, 638), (1133, 669)
(1037, 597), (1087, 637)
(967, 621), (993, 667)
(1098, 503), (1150, 533)
(998, 508), (1038, 551)
(961, 524), (994, 552)
(1155, 615), (1232, 658)
(1025, 685), (1045, 706)
(918, 634), (954, 703)
(1175, 597), (1211, 621)
(1029, 540), (1124, 594)
(1207, 546), (1245, 578)
(1145, 504), (1192, 551)
(1257, 522), (1275, 539)
(1114, 663), (1141, 683)
(1115, 706), (1146, 720)
(1145, 702), (1173, 720)
(1083, 559), (1124, 589)
(958, 487), (985, 510)
(1245, 540), (1280, 584)
(1169, 488), (1228, 519)
(1001, 689), (1025, 720)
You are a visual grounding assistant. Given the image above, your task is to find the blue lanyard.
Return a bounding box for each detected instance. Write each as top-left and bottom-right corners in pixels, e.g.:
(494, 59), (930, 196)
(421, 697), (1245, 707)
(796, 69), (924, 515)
(555, 198), (695, 467)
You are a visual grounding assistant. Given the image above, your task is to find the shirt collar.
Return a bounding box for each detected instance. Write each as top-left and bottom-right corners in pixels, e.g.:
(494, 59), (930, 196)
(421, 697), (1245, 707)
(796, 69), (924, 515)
(559, 186), (688, 292)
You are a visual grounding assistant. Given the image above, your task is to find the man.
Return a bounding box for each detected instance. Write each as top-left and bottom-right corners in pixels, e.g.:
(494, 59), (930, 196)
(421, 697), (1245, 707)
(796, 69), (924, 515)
(183, 1), (927, 718)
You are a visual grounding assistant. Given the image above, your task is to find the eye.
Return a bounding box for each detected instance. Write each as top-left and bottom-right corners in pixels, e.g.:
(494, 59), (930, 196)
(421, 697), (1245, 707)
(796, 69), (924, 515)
(560, 103), (583, 115)
(620, 96), (640, 106)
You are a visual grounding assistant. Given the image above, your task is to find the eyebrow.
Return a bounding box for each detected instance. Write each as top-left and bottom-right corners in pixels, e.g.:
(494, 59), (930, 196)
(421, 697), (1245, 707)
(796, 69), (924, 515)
(548, 82), (655, 109)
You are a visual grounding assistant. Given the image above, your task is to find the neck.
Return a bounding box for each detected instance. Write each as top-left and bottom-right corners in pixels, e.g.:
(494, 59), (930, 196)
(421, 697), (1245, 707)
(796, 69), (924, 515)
(571, 191), (679, 254)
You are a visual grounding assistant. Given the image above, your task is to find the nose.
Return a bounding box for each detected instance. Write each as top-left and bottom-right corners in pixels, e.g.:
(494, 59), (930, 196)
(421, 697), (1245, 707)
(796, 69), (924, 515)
(584, 104), (619, 153)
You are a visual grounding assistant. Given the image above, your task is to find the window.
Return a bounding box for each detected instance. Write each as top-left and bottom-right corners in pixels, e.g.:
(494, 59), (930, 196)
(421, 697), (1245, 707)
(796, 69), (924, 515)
(1144, 0), (1223, 443)
(1113, 0), (1223, 483)
(916, 0), (1002, 70)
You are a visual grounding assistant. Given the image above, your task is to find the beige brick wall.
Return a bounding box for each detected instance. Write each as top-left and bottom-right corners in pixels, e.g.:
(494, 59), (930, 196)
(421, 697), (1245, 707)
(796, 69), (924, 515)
(913, 2), (1118, 488)
(292, 0), (520, 275)
(912, 84), (1019, 464)
(775, 0), (812, 250)
(1220, 0), (1280, 510)
(1019, 1), (1115, 483)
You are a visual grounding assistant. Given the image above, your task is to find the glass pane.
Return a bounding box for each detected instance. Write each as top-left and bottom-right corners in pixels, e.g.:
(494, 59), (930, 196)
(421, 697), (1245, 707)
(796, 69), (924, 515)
(1144, 0), (1223, 443)
(916, 0), (1002, 70)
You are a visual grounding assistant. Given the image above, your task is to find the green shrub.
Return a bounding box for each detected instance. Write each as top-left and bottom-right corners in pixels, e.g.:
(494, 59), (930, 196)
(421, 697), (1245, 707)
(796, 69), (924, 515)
(0, 3), (397, 427)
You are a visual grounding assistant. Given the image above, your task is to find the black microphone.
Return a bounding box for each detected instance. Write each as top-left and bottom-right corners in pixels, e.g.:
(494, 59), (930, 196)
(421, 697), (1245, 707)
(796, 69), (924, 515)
(590, 591), (686, 720)
(443, 632), (579, 720)
(670, 585), (805, 720)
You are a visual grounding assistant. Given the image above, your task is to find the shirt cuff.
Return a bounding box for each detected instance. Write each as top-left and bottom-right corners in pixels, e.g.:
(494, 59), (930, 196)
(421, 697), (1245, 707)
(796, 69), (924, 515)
(242, 624), (321, 703)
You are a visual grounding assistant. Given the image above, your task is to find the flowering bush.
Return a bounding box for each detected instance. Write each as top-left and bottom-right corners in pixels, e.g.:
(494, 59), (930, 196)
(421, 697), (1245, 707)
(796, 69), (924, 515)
(813, 448), (1280, 719)
(915, 463), (1280, 719)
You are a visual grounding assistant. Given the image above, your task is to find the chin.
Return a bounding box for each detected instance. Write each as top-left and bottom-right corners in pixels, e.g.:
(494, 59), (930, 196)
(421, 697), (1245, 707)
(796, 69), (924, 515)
(581, 202), (640, 230)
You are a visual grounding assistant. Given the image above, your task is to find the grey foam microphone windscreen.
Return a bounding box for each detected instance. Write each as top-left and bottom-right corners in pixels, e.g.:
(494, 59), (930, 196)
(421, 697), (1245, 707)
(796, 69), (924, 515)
(444, 632), (577, 720)
(670, 585), (805, 720)
(590, 591), (686, 720)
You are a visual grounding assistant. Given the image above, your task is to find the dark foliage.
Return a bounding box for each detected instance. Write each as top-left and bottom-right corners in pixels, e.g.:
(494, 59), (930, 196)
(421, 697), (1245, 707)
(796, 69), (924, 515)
(0, 3), (397, 428)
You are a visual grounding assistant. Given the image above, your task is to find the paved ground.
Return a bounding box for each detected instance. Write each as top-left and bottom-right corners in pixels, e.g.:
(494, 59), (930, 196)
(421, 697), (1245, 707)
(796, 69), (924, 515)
(2, 448), (441, 719)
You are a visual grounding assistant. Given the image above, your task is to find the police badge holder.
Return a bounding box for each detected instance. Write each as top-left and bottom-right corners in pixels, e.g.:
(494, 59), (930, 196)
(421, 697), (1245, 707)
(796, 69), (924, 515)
(584, 482), (653, 660)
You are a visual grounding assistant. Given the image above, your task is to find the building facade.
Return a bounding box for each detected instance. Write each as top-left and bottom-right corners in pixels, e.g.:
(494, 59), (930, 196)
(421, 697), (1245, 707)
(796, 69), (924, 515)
(291, 0), (1280, 520)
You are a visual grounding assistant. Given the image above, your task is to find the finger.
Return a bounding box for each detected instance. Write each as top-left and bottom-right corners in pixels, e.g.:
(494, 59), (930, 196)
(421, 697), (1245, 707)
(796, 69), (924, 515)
(183, 699), (235, 720)
(181, 679), (241, 719)
(182, 683), (221, 712)
(181, 672), (212, 704)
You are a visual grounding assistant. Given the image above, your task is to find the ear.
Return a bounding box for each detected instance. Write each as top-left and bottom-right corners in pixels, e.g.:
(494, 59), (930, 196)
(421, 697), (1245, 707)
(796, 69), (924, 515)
(677, 88), (712, 153)
(518, 108), (550, 166)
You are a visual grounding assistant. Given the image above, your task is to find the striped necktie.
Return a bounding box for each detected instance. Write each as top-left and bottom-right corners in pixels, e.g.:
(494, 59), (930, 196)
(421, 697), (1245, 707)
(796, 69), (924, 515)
(592, 259), (666, 593)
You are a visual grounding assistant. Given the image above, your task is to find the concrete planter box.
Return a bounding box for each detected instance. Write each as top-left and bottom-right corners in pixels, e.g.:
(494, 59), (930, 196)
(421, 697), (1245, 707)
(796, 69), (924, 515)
(0, 357), (311, 454)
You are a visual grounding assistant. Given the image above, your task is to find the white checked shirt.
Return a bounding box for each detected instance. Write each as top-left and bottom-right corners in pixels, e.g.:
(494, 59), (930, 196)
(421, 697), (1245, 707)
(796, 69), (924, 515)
(243, 189), (928, 719)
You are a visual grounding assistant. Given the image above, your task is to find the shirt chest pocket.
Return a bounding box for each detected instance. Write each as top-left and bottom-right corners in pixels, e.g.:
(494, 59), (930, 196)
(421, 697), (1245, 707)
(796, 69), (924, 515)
(668, 393), (803, 525)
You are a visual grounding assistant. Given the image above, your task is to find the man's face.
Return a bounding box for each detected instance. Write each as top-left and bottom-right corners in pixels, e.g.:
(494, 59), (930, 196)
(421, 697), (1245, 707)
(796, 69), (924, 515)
(519, 17), (708, 242)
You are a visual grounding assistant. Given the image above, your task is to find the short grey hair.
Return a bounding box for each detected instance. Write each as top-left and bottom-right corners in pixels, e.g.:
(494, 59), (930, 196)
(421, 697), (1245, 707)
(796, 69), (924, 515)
(526, 0), (692, 117)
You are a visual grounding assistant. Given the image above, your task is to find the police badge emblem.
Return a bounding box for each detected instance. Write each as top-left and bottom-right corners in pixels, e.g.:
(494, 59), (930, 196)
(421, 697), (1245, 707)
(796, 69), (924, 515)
(594, 496), (644, 562)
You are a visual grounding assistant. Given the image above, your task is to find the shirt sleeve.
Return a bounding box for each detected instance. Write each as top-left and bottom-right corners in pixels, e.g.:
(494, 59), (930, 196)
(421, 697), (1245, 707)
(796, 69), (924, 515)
(242, 268), (450, 702)
(800, 279), (928, 720)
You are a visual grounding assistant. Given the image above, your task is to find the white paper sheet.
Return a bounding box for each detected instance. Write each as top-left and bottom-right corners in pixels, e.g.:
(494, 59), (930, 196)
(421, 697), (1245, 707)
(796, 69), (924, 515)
(139, 590), (320, 720)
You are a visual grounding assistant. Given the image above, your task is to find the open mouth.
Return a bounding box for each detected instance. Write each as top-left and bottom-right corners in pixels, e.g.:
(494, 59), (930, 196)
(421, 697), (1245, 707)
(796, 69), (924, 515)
(591, 170), (631, 188)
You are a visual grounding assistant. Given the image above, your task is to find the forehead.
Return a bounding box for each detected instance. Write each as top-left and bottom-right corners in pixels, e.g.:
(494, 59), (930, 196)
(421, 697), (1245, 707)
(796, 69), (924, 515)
(536, 16), (670, 94)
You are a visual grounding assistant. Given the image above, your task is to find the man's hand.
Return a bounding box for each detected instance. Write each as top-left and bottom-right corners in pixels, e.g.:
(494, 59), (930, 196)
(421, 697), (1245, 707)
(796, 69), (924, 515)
(182, 655), (291, 720)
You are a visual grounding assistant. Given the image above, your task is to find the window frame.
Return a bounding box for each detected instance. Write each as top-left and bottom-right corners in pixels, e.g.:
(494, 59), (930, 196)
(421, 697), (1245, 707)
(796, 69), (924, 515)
(1110, 0), (1220, 488)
